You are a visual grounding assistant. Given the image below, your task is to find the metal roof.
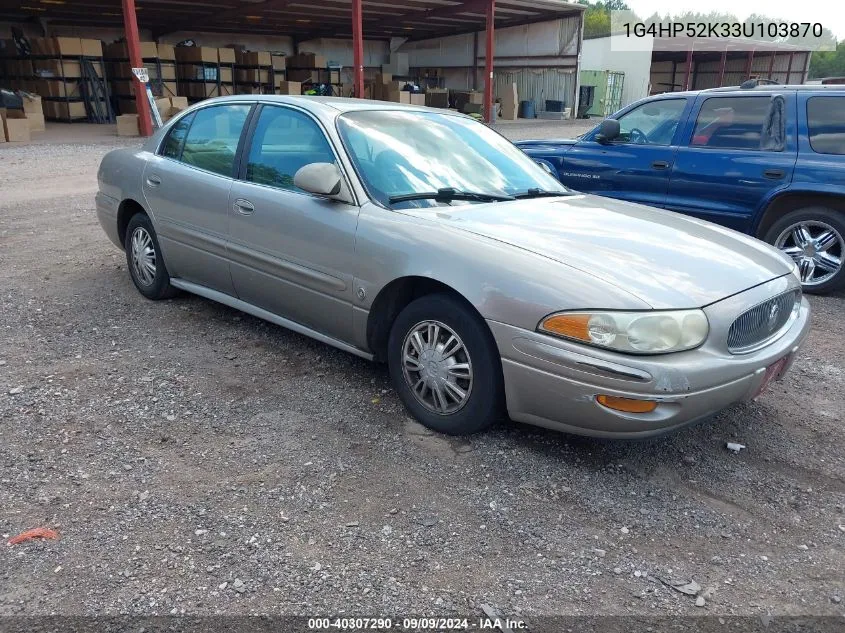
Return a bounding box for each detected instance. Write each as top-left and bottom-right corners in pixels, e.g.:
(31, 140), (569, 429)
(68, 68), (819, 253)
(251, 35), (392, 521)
(0, 0), (584, 41)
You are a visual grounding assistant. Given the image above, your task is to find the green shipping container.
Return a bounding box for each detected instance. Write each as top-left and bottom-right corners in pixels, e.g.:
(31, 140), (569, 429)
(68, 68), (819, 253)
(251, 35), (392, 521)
(579, 70), (625, 117)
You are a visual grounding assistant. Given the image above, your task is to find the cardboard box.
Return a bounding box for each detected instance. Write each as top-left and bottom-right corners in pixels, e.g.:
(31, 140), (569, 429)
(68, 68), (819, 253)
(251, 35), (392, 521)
(80, 38), (103, 57)
(26, 113), (46, 132)
(409, 93), (425, 106)
(218, 48), (237, 64)
(33, 79), (78, 98)
(293, 52), (326, 68)
(116, 114), (139, 136)
(237, 50), (272, 67)
(170, 96), (189, 110)
(219, 84), (234, 96)
(105, 41), (158, 60)
(220, 66), (233, 83)
(161, 81), (178, 96)
(425, 88), (449, 108)
(271, 55), (286, 71)
(175, 46), (217, 64)
(21, 94), (42, 115)
(53, 37), (83, 57)
(156, 43), (175, 60)
(498, 82), (518, 120)
(3, 109), (32, 142)
(155, 97), (171, 115)
(30, 37), (55, 56)
(386, 88), (410, 104)
(51, 101), (87, 119)
(278, 80), (301, 95)
(286, 69), (319, 83)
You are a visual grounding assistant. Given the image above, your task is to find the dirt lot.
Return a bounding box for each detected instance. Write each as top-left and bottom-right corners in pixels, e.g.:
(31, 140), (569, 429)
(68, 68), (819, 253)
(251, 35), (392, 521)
(1, 121), (844, 622)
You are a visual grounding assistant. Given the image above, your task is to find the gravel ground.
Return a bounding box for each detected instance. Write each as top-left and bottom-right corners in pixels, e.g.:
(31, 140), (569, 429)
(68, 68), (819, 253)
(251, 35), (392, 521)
(1, 123), (844, 621)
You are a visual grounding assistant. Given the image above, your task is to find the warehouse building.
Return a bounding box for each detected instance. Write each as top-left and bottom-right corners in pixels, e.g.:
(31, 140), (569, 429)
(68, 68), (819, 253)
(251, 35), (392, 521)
(0, 0), (585, 139)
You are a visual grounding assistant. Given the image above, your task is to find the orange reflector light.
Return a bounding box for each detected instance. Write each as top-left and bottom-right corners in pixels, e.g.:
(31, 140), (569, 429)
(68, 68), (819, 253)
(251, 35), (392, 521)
(541, 313), (591, 341)
(596, 395), (658, 413)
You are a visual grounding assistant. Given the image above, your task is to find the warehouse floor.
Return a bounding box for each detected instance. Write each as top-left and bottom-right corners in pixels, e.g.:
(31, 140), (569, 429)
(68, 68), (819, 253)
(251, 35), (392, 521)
(1, 120), (843, 619)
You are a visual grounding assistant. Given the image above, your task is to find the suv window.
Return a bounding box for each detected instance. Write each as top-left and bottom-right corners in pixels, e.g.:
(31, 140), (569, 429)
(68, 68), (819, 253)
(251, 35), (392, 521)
(807, 96), (845, 155)
(614, 99), (686, 145)
(691, 96), (781, 151)
(180, 104), (251, 177)
(161, 112), (194, 159)
(245, 106), (335, 192)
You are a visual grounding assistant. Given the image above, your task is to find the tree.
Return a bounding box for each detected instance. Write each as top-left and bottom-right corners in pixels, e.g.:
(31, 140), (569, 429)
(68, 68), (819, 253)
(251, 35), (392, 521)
(809, 42), (845, 78)
(578, 0), (630, 39)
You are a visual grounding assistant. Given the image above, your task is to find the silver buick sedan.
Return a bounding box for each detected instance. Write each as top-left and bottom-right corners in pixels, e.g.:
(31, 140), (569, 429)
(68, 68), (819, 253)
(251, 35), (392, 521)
(96, 96), (811, 438)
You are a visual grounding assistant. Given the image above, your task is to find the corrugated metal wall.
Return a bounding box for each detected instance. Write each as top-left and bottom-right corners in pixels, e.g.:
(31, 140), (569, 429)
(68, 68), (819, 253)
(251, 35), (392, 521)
(494, 68), (576, 113)
(651, 51), (811, 92)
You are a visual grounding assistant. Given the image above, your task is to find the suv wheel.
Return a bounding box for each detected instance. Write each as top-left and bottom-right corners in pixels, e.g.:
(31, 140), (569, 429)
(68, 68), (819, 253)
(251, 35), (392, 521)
(124, 213), (178, 300)
(764, 207), (845, 294)
(387, 294), (505, 435)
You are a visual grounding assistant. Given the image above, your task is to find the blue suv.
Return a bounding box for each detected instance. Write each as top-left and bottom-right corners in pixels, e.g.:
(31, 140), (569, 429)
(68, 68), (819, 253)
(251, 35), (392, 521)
(516, 84), (845, 294)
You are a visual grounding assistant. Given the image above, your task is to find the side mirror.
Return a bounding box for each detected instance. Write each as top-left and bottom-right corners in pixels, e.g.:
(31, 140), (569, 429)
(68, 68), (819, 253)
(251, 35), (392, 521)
(595, 119), (620, 143)
(293, 162), (342, 197)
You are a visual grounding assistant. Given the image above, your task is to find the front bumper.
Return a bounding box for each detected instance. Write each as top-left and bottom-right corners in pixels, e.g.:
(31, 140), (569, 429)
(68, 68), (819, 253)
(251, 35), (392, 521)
(490, 275), (811, 438)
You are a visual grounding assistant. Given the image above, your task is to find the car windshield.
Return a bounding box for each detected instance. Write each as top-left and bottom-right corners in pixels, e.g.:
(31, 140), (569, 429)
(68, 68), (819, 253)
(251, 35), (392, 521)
(336, 110), (568, 208)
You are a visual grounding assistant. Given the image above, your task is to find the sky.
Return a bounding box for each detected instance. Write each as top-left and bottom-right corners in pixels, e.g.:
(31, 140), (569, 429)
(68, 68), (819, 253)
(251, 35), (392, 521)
(625, 0), (845, 39)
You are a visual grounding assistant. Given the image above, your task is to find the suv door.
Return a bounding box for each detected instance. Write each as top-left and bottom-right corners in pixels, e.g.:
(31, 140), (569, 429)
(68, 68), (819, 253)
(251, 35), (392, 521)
(143, 103), (252, 295)
(665, 93), (798, 233)
(226, 104), (360, 342)
(561, 97), (690, 207)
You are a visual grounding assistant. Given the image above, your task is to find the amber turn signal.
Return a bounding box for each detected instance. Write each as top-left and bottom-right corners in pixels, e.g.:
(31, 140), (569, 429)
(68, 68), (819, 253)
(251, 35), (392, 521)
(540, 313), (592, 341)
(596, 395), (658, 413)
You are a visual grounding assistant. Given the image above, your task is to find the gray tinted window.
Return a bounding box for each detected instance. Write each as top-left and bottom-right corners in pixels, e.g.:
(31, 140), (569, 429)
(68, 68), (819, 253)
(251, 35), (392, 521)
(181, 105), (250, 177)
(808, 96), (845, 155)
(161, 112), (194, 159)
(691, 97), (774, 150)
(245, 106), (335, 192)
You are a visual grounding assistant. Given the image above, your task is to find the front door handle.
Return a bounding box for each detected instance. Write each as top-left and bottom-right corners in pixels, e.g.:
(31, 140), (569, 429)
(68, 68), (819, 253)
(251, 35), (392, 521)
(233, 198), (255, 215)
(651, 160), (670, 170)
(763, 169), (785, 179)
(146, 175), (161, 187)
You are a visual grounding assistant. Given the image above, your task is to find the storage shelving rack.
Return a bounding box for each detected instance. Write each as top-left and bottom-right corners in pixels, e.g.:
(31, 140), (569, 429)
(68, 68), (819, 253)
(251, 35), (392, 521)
(177, 60), (235, 103)
(2, 52), (111, 123)
(286, 65), (342, 96)
(105, 52), (178, 115)
(234, 62), (277, 95)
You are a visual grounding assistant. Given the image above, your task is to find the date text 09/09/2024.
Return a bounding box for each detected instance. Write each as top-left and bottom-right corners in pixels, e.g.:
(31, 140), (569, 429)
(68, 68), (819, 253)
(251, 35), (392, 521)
(307, 617), (527, 630)
(623, 21), (824, 39)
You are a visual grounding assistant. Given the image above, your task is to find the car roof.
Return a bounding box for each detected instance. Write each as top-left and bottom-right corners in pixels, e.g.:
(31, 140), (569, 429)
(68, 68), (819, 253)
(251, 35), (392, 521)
(650, 84), (845, 99)
(194, 94), (452, 117)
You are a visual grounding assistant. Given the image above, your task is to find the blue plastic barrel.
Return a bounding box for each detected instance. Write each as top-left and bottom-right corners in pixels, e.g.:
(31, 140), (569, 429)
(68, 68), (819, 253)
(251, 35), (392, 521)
(518, 100), (535, 119)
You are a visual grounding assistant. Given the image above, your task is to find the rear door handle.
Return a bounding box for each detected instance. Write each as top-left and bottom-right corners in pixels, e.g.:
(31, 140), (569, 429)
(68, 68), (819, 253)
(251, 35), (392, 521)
(764, 169), (785, 179)
(146, 175), (161, 187)
(233, 198), (255, 215)
(651, 160), (670, 170)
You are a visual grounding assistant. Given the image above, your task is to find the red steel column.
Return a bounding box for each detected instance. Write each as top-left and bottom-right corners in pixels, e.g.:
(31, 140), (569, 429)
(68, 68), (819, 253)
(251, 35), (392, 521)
(352, 0), (364, 98)
(683, 48), (693, 90)
(767, 51), (775, 79)
(717, 50), (727, 87)
(483, 0), (495, 122)
(121, 0), (151, 136)
(786, 51), (794, 84)
(744, 49), (754, 79)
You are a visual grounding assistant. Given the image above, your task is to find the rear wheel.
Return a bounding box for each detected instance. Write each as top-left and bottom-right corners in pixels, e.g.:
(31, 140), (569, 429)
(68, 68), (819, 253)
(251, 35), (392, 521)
(124, 213), (177, 300)
(764, 207), (845, 294)
(387, 294), (504, 435)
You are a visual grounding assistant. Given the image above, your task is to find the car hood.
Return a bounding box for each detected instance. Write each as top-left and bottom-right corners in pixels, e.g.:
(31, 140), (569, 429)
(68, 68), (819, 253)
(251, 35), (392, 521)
(404, 194), (793, 309)
(515, 139), (578, 152)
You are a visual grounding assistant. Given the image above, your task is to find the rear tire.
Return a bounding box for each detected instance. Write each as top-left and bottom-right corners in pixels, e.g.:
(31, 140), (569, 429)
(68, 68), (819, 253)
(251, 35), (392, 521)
(124, 213), (178, 300)
(387, 293), (505, 435)
(763, 207), (845, 294)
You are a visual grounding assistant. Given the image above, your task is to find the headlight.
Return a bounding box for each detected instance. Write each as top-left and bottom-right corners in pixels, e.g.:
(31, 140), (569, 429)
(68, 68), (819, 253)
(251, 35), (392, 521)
(539, 310), (709, 354)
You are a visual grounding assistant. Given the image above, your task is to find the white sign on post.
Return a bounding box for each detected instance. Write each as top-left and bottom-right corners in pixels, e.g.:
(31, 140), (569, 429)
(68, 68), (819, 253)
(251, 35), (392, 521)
(131, 67), (149, 83)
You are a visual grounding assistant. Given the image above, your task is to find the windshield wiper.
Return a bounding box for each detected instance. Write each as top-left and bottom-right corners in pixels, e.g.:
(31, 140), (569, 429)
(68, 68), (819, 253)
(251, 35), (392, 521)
(389, 187), (515, 204)
(512, 188), (570, 199)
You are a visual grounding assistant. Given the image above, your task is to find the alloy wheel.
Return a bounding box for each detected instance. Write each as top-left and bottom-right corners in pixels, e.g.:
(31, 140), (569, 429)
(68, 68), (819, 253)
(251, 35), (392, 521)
(130, 226), (157, 286)
(775, 220), (843, 287)
(401, 320), (473, 415)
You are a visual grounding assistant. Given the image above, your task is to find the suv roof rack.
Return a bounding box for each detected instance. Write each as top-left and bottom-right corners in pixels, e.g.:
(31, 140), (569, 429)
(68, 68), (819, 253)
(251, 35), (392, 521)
(740, 78), (780, 89)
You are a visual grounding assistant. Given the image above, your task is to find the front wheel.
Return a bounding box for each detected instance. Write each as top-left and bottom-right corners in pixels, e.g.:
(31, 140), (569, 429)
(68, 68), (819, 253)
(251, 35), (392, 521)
(387, 294), (505, 435)
(764, 207), (845, 294)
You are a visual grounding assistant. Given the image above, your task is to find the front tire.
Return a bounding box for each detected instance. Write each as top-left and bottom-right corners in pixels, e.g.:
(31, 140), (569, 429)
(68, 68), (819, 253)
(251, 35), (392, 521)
(124, 213), (177, 300)
(387, 293), (505, 435)
(764, 207), (845, 294)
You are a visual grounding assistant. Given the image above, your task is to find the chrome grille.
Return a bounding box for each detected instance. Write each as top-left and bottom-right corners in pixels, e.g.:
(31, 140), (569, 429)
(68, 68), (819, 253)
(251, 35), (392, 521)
(727, 289), (801, 353)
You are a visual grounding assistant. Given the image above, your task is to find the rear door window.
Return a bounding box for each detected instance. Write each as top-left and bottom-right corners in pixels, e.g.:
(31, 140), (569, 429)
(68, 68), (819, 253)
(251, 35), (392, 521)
(691, 96), (782, 151)
(807, 96), (845, 155)
(180, 104), (251, 177)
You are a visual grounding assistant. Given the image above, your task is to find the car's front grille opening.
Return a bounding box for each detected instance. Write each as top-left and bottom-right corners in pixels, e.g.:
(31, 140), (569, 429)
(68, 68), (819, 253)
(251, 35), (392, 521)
(727, 289), (801, 354)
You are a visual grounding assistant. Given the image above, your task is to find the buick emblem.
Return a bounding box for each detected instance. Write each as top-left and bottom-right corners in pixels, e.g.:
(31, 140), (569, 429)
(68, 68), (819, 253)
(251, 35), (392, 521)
(767, 303), (780, 331)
